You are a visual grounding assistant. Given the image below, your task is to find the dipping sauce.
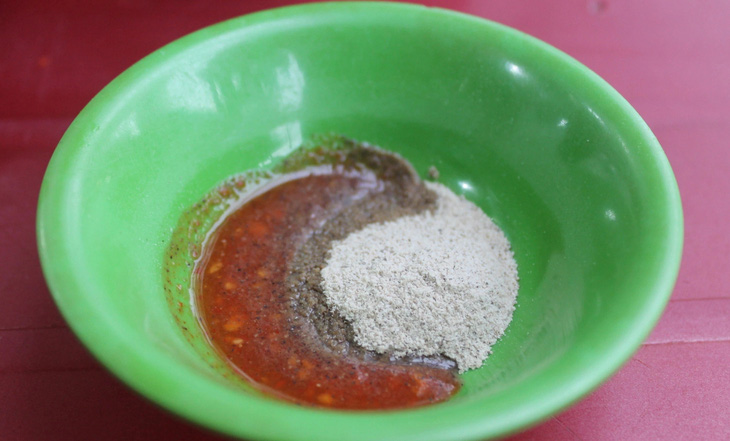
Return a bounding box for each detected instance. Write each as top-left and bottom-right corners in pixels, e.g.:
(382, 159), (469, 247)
(197, 146), (461, 409)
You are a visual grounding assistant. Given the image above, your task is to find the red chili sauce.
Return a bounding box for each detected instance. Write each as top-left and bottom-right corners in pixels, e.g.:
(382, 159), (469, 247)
(197, 170), (459, 409)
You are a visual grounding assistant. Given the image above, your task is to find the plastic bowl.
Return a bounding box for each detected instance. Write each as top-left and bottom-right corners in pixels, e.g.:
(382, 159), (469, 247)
(37, 3), (683, 440)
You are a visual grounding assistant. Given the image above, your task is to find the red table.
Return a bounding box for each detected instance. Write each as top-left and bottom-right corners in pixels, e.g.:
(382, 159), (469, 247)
(2, 1), (728, 439)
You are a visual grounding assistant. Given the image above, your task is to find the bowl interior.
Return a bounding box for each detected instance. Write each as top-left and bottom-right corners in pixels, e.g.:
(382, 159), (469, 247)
(37, 3), (682, 441)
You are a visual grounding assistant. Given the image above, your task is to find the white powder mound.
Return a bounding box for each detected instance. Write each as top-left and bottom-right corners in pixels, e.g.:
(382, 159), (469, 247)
(321, 182), (519, 373)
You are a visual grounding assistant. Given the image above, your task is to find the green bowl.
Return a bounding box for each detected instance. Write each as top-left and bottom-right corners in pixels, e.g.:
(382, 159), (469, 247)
(37, 2), (683, 440)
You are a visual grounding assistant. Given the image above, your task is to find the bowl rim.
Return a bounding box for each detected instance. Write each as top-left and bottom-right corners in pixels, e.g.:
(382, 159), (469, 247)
(36, 2), (683, 440)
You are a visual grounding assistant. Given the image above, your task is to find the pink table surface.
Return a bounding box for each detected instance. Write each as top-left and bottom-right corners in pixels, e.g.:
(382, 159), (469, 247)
(2, 1), (728, 440)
